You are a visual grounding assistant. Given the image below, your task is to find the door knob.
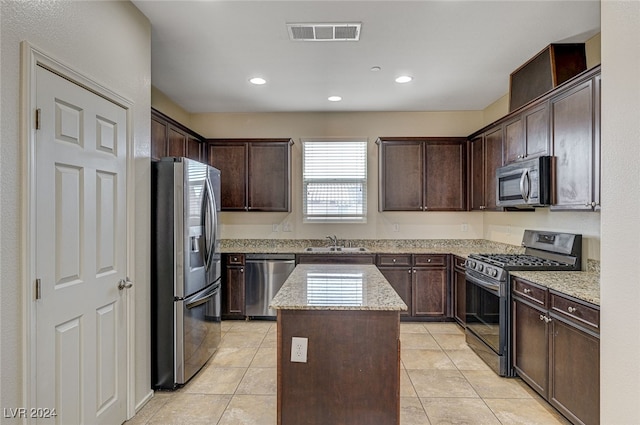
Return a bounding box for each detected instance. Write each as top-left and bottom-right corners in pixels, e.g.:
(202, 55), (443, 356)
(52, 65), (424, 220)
(118, 277), (133, 290)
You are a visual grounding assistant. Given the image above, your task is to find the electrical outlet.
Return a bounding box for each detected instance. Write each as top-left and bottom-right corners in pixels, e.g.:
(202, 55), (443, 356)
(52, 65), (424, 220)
(272, 223), (279, 232)
(291, 337), (308, 363)
(392, 223), (399, 232)
(283, 222), (292, 232)
(461, 223), (468, 232)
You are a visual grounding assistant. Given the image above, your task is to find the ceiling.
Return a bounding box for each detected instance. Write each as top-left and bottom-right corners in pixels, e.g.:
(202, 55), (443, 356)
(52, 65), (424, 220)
(133, 0), (601, 113)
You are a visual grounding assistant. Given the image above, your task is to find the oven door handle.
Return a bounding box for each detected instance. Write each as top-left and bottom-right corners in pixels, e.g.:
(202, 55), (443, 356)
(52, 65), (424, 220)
(465, 272), (502, 296)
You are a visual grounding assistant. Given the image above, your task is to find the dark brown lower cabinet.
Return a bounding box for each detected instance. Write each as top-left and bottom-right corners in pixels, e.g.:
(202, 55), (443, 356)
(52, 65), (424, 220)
(376, 254), (448, 319)
(378, 267), (412, 317)
(513, 298), (548, 397)
(222, 254), (246, 319)
(512, 277), (599, 425)
(549, 316), (600, 425)
(452, 255), (466, 325)
(413, 267), (447, 317)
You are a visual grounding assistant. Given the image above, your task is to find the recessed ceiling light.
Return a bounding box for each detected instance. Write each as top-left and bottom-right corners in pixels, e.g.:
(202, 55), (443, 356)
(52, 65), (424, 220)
(249, 77), (266, 85)
(395, 75), (413, 83)
(370, 66), (381, 72)
(328, 96), (342, 102)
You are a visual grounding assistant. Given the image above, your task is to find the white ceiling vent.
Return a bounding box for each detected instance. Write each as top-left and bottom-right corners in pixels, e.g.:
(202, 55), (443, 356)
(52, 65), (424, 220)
(287, 23), (361, 41)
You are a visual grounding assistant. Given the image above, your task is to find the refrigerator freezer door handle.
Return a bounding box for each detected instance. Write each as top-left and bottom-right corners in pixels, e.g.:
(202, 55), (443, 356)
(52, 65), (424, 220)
(184, 281), (221, 310)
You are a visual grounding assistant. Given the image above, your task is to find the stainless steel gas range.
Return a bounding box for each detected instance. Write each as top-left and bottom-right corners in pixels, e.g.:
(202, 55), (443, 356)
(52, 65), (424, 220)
(464, 230), (582, 377)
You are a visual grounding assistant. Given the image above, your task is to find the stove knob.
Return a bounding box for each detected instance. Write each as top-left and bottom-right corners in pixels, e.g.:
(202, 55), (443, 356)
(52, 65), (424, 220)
(466, 260), (475, 268)
(489, 268), (498, 277)
(476, 263), (484, 272)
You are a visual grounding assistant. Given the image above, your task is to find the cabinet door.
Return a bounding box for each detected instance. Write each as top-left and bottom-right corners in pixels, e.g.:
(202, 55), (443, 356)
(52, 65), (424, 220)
(208, 143), (247, 210)
(379, 141), (423, 211)
(248, 142), (290, 211)
(424, 140), (466, 211)
(413, 268), (447, 317)
(504, 116), (524, 164)
(187, 136), (201, 162)
(378, 267), (412, 316)
(469, 136), (484, 210)
(549, 318), (600, 425)
(452, 260), (466, 325)
(551, 79), (595, 210)
(167, 125), (188, 157)
(151, 116), (168, 161)
(224, 266), (245, 316)
(524, 102), (550, 159)
(512, 298), (549, 398)
(484, 127), (503, 210)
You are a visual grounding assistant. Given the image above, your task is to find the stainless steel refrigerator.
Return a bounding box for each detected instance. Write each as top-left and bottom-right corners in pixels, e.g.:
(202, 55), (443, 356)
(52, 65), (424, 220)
(151, 157), (222, 390)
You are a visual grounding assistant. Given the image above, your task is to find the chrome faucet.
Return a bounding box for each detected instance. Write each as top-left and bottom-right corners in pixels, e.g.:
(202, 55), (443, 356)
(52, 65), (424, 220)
(326, 235), (338, 247)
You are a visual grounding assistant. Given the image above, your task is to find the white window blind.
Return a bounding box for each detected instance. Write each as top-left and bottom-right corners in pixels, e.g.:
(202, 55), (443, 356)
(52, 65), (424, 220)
(302, 139), (367, 222)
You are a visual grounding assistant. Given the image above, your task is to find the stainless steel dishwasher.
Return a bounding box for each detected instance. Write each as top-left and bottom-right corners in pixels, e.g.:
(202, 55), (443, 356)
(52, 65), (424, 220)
(245, 253), (296, 318)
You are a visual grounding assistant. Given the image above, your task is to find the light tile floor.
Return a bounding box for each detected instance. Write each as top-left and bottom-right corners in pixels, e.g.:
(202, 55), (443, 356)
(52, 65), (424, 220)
(126, 321), (571, 425)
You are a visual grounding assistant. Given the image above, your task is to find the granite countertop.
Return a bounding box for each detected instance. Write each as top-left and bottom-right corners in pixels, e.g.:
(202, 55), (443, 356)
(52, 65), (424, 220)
(510, 269), (600, 306)
(224, 238), (600, 307)
(221, 238), (524, 258)
(269, 264), (408, 311)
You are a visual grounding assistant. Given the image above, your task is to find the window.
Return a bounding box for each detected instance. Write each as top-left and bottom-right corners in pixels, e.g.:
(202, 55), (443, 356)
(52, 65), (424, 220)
(302, 139), (367, 222)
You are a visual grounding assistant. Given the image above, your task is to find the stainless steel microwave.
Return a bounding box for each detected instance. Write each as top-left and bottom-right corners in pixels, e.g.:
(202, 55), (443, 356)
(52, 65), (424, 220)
(496, 156), (553, 208)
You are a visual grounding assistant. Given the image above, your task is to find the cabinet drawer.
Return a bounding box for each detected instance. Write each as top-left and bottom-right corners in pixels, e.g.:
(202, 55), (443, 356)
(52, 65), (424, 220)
(414, 254), (447, 267)
(453, 255), (466, 270)
(226, 254), (245, 265)
(550, 292), (599, 332)
(512, 278), (547, 307)
(376, 254), (412, 267)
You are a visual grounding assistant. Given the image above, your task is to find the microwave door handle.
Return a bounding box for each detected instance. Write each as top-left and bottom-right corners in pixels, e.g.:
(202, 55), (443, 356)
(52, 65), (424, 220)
(519, 170), (530, 203)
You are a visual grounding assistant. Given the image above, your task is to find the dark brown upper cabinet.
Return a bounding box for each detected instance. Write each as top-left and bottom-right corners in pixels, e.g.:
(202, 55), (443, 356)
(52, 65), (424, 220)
(468, 127), (503, 211)
(151, 108), (203, 162)
(503, 102), (550, 165)
(377, 138), (467, 212)
(206, 138), (293, 212)
(469, 64), (600, 212)
(550, 68), (600, 211)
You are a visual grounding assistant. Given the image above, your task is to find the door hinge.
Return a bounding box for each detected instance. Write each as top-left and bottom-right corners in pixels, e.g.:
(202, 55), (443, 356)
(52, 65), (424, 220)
(35, 108), (41, 130)
(35, 278), (42, 300)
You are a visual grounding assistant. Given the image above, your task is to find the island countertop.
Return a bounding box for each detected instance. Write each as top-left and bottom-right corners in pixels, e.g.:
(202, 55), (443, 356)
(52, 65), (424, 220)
(270, 264), (408, 311)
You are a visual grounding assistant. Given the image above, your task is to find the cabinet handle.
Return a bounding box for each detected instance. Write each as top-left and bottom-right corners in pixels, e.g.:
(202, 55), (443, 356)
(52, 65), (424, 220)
(233, 257), (238, 262)
(539, 314), (552, 323)
(523, 288), (531, 294)
(567, 306), (577, 313)
(392, 258), (397, 263)
(408, 270), (412, 274)
(427, 259), (432, 263)
(240, 268), (244, 273)
(539, 314), (545, 321)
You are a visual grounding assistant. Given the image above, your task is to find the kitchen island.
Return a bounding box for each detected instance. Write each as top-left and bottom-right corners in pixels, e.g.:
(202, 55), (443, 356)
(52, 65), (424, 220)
(270, 264), (407, 425)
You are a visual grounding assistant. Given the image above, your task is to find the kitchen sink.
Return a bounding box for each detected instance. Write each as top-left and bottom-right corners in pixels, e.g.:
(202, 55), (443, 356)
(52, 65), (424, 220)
(304, 246), (368, 252)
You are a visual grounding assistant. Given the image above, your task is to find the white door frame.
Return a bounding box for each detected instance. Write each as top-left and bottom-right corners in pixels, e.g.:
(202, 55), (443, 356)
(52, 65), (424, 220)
(21, 41), (136, 422)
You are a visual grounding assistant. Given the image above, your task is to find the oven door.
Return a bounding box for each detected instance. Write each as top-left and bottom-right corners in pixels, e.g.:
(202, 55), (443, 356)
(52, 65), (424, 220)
(465, 272), (503, 355)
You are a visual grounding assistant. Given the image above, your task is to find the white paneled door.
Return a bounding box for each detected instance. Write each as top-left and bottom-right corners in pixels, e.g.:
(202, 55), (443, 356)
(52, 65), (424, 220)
(34, 65), (128, 425)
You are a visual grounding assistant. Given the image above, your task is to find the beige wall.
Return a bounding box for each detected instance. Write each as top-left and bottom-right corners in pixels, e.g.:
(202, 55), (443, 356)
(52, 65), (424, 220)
(1, 1), (151, 419)
(152, 85), (192, 127)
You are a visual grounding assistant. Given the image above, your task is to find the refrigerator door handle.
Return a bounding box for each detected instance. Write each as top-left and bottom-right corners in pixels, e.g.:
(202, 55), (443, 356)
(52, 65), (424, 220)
(201, 178), (216, 271)
(184, 280), (221, 310)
